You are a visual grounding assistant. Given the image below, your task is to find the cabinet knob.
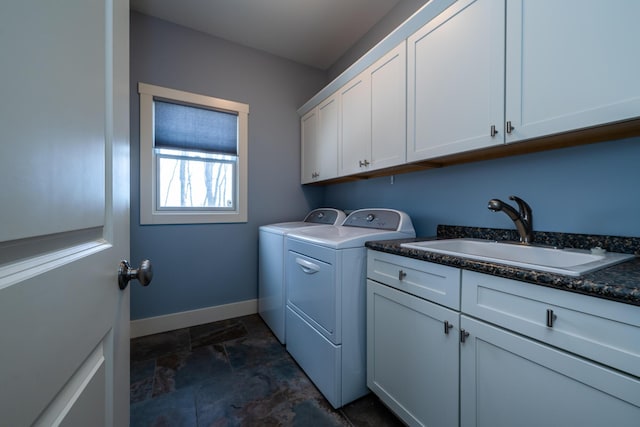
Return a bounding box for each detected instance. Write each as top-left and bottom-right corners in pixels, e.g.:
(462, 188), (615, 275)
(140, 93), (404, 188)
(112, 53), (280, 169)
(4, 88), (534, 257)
(398, 270), (407, 281)
(490, 125), (498, 137)
(359, 159), (370, 167)
(460, 329), (470, 343)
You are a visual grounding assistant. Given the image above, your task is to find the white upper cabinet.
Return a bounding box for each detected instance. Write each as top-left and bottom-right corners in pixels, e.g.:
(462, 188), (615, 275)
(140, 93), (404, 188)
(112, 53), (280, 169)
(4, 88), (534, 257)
(370, 42), (407, 171)
(339, 71), (371, 176)
(505, 0), (640, 143)
(301, 0), (640, 182)
(407, 0), (505, 162)
(300, 108), (318, 183)
(301, 93), (339, 183)
(339, 42), (407, 177)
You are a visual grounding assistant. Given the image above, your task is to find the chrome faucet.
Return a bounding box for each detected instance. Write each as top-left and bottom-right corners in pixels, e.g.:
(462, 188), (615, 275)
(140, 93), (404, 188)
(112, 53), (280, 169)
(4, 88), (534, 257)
(488, 196), (533, 244)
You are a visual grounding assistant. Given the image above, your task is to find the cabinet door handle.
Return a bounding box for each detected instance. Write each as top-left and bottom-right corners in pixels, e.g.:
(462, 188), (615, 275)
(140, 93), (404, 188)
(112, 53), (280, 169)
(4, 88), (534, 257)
(460, 329), (470, 343)
(398, 270), (407, 280)
(546, 309), (557, 327)
(490, 124), (498, 137)
(359, 159), (370, 167)
(444, 321), (453, 335)
(506, 121), (515, 134)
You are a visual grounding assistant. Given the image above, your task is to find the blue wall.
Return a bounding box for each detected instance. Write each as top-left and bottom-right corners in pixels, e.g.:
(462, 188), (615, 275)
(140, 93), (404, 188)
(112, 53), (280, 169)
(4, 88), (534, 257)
(129, 12), (326, 320)
(322, 138), (640, 238)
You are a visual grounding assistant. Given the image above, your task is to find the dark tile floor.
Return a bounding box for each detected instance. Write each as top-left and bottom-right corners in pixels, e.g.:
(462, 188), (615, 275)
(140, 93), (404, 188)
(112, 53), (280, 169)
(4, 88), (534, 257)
(130, 314), (405, 426)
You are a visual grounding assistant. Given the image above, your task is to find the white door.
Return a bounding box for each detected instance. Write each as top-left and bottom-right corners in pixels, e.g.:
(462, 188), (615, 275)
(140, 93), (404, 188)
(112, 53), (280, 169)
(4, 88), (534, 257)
(0, 0), (131, 426)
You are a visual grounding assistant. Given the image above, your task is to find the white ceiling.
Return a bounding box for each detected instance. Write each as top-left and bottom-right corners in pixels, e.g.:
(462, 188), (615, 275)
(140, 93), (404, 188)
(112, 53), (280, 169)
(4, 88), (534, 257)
(129, 0), (403, 70)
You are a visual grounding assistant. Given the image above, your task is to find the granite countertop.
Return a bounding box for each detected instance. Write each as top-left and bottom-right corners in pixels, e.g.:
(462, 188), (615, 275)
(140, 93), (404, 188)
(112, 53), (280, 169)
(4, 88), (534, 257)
(365, 225), (640, 307)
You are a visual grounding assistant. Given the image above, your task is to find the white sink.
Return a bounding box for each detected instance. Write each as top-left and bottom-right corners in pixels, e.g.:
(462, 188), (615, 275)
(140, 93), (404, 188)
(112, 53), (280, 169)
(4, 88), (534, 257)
(400, 238), (635, 276)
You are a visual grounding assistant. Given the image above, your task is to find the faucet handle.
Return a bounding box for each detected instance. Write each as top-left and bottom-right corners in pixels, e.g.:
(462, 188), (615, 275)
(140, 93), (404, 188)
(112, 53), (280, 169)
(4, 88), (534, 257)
(509, 196), (532, 221)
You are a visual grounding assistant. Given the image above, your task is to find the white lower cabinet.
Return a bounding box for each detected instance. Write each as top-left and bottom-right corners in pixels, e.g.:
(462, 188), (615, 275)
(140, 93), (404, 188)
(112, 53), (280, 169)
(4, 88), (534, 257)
(460, 270), (640, 427)
(366, 251), (640, 426)
(367, 250), (461, 426)
(367, 279), (459, 427)
(460, 315), (640, 427)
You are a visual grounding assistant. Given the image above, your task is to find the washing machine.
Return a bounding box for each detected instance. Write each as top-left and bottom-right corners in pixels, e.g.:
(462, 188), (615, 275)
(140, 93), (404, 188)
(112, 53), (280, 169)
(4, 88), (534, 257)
(258, 208), (346, 344)
(284, 208), (415, 408)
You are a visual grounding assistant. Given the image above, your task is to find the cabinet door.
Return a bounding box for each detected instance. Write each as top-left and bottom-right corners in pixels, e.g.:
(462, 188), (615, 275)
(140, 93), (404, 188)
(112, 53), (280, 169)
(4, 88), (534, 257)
(371, 42), (407, 170)
(505, 0), (640, 142)
(300, 108), (318, 184)
(460, 316), (640, 427)
(407, 0), (505, 162)
(367, 280), (459, 427)
(339, 73), (371, 176)
(316, 94), (339, 181)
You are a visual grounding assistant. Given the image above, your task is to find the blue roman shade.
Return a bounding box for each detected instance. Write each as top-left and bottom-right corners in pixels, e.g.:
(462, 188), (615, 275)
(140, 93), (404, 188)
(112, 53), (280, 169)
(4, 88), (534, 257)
(154, 100), (238, 155)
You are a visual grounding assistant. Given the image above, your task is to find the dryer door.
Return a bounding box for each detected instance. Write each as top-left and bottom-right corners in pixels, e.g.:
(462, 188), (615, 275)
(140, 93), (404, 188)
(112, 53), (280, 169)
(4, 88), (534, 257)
(286, 249), (339, 344)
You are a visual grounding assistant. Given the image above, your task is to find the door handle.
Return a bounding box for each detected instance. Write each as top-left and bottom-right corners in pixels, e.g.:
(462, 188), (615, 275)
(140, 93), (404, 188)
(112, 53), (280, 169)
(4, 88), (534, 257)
(118, 259), (153, 290)
(295, 257), (320, 274)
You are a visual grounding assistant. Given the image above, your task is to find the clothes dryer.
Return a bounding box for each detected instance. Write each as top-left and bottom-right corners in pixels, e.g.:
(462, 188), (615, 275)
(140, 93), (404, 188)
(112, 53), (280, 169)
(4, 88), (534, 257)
(258, 208), (346, 344)
(284, 209), (415, 408)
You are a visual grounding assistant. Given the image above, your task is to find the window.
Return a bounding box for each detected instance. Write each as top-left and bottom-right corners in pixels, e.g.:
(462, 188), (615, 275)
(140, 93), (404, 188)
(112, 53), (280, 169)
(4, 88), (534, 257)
(138, 83), (249, 224)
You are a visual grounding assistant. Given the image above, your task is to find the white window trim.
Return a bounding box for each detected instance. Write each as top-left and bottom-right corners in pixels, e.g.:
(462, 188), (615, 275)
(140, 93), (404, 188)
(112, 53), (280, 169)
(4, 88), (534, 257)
(138, 82), (249, 224)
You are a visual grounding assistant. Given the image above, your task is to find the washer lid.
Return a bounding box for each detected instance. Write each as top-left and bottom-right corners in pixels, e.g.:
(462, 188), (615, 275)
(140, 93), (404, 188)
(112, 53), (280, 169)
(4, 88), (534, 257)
(287, 226), (414, 249)
(260, 208), (346, 234)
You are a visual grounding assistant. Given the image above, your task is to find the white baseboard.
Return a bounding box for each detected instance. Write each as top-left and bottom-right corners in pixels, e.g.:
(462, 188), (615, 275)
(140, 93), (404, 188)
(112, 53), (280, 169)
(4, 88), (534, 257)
(130, 299), (258, 338)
